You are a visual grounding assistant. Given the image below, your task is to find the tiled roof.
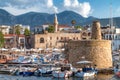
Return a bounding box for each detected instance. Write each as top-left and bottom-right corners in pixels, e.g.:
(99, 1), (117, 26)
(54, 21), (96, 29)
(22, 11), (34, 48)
(4, 34), (25, 37)
(58, 25), (70, 28)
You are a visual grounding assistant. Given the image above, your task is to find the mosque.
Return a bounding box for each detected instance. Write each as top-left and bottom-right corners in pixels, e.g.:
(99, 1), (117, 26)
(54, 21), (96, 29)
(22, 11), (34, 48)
(31, 14), (82, 49)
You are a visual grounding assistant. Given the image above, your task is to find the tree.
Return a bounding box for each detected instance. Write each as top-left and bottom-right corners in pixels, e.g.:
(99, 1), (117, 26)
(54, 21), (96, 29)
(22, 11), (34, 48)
(71, 20), (76, 28)
(24, 28), (31, 49)
(47, 25), (55, 33)
(14, 25), (22, 35)
(24, 28), (30, 36)
(0, 31), (4, 49)
(13, 25), (22, 48)
(75, 26), (82, 30)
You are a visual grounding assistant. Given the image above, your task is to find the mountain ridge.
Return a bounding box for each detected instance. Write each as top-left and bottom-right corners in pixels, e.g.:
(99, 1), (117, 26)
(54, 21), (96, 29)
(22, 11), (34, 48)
(0, 9), (119, 28)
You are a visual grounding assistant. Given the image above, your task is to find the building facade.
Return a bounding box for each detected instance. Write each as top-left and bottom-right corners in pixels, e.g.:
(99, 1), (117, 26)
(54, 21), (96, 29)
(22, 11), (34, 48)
(102, 27), (120, 51)
(31, 33), (81, 49)
(0, 25), (10, 34)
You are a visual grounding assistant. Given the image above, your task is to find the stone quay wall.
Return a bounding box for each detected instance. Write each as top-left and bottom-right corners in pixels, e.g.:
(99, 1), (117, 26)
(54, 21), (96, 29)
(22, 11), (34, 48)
(66, 40), (112, 69)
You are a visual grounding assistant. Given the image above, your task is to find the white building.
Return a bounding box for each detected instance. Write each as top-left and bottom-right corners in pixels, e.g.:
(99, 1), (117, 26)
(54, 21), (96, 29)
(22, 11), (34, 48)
(34, 24), (49, 34)
(14, 24), (30, 34)
(0, 25), (11, 34)
(103, 27), (120, 51)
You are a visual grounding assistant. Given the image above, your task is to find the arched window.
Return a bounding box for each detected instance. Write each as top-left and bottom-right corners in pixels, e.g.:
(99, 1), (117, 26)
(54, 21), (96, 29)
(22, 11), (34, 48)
(40, 37), (44, 43)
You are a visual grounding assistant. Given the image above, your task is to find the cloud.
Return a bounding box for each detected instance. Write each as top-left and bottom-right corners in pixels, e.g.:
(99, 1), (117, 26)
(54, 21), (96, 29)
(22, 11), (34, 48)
(46, 0), (58, 13)
(64, 0), (71, 7)
(47, 0), (53, 7)
(63, 0), (91, 17)
(72, 0), (79, 7)
(0, 0), (58, 15)
(0, 0), (91, 17)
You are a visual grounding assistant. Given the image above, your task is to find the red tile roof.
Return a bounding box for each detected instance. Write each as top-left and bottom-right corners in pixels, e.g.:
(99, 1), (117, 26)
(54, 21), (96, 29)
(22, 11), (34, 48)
(58, 25), (70, 28)
(4, 34), (25, 37)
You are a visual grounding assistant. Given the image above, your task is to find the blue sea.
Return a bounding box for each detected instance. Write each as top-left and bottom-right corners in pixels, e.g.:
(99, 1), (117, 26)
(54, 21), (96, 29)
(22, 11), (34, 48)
(0, 74), (119, 80)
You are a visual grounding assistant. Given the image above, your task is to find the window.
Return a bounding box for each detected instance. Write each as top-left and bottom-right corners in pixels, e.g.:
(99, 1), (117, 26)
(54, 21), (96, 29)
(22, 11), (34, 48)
(40, 37), (44, 43)
(76, 37), (78, 40)
(50, 37), (52, 40)
(57, 37), (59, 40)
(50, 43), (52, 47)
(73, 37), (75, 40)
(61, 37), (63, 40)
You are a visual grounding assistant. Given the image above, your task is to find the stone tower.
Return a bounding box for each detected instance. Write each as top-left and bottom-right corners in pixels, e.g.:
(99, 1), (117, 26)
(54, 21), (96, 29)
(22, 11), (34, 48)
(54, 13), (58, 32)
(91, 21), (102, 40)
(66, 21), (113, 69)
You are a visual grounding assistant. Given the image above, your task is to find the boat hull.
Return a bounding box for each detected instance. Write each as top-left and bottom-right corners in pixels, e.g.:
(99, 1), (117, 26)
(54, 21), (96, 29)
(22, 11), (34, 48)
(52, 71), (72, 78)
(75, 71), (96, 77)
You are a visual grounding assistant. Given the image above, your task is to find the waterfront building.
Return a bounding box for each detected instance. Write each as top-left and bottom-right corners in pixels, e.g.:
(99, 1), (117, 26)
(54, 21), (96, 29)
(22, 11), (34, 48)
(4, 34), (25, 48)
(0, 25), (10, 34)
(34, 24), (49, 34)
(11, 24), (30, 34)
(102, 27), (120, 51)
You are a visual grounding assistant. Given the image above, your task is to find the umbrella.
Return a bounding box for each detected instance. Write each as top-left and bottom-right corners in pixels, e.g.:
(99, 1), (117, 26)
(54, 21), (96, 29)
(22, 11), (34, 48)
(77, 60), (92, 64)
(53, 48), (60, 51)
(0, 48), (8, 51)
(38, 48), (43, 51)
(61, 48), (65, 51)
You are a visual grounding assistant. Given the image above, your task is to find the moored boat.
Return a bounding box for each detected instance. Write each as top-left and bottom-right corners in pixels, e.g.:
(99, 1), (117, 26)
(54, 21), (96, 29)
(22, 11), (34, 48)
(52, 70), (72, 78)
(52, 64), (73, 78)
(114, 63), (120, 78)
(74, 60), (97, 78)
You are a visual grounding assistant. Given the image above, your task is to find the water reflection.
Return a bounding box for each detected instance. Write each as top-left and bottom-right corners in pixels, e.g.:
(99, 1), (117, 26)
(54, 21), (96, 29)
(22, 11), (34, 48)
(0, 74), (118, 80)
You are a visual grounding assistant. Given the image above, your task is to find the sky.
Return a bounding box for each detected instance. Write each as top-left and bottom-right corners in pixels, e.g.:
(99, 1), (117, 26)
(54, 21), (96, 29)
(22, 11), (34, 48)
(0, 0), (120, 18)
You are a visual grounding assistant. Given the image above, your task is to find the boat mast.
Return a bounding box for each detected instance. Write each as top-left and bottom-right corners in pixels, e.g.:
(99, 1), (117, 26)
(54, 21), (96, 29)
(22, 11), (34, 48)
(24, 36), (26, 54)
(109, 3), (113, 29)
(109, 2), (114, 51)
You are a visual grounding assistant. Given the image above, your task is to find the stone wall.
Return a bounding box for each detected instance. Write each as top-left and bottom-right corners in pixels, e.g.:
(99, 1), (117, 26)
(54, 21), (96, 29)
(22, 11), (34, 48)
(66, 40), (112, 69)
(32, 33), (81, 49)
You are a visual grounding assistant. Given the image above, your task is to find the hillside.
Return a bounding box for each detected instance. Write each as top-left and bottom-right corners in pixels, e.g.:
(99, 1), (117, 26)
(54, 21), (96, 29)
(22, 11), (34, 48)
(0, 9), (119, 28)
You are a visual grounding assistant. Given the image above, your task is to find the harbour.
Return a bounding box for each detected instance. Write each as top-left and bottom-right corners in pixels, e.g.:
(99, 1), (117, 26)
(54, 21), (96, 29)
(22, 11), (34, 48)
(0, 74), (117, 80)
(0, 0), (120, 79)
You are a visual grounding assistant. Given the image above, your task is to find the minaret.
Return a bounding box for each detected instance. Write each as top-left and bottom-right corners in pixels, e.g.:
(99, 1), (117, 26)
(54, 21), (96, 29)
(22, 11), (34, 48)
(54, 13), (58, 32)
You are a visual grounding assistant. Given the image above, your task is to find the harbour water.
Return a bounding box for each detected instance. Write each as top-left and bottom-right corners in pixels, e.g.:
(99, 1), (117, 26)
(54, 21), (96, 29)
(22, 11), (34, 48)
(0, 74), (119, 80)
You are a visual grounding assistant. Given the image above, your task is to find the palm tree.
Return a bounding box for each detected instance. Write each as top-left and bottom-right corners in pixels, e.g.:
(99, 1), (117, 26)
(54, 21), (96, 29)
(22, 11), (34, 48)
(71, 20), (76, 28)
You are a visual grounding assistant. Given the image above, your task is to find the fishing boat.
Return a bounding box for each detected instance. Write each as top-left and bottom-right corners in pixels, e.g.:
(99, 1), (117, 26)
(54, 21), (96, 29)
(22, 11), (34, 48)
(74, 60), (97, 78)
(0, 65), (16, 74)
(114, 63), (120, 77)
(34, 64), (55, 76)
(52, 64), (73, 78)
(13, 66), (36, 76)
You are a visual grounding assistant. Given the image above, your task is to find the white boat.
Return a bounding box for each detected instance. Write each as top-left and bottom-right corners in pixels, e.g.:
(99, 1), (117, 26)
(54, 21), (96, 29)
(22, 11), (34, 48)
(52, 64), (73, 78)
(52, 70), (72, 78)
(74, 60), (97, 78)
(114, 63), (120, 77)
(75, 70), (96, 77)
